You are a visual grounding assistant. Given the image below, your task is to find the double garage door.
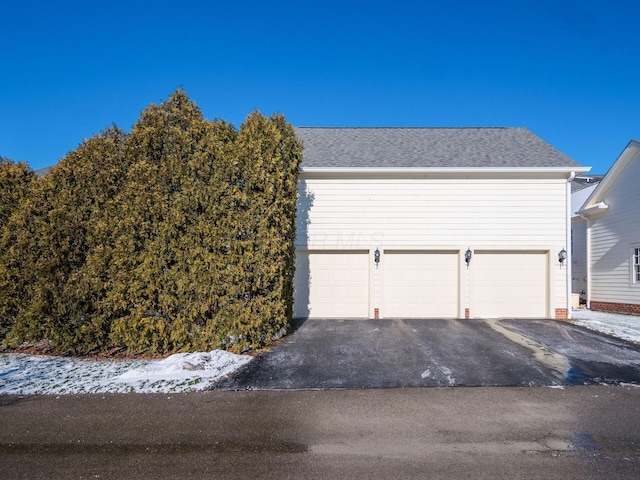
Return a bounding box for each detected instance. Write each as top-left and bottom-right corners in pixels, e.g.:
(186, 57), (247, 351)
(294, 250), (548, 319)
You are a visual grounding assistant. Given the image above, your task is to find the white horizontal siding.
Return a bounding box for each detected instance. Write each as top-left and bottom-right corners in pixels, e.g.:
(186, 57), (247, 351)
(297, 177), (566, 249)
(296, 174), (569, 312)
(571, 218), (588, 295)
(590, 157), (640, 305)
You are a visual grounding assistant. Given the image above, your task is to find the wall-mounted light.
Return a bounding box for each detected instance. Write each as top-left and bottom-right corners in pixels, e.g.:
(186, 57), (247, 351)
(374, 248), (380, 268)
(465, 247), (472, 268)
(558, 248), (567, 266)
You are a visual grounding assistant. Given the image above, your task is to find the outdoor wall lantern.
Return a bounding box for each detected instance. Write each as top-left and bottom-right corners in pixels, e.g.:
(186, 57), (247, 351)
(558, 248), (567, 266)
(374, 248), (381, 268)
(465, 247), (472, 268)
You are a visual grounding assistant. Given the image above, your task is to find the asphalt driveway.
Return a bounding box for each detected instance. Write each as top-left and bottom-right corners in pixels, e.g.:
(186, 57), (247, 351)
(213, 318), (640, 389)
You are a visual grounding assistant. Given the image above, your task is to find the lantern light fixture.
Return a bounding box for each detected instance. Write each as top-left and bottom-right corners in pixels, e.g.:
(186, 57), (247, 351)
(558, 248), (567, 266)
(465, 247), (472, 268)
(374, 248), (380, 268)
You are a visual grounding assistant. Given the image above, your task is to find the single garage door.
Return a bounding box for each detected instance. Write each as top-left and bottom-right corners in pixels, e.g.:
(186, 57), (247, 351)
(471, 251), (547, 318)
(383, 251), (459, 318)
(294, 251), (369, 318)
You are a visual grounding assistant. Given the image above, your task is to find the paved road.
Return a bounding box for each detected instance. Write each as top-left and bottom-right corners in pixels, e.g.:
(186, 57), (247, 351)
(215, 318), (640, 389)
(2, 386), (640, 479)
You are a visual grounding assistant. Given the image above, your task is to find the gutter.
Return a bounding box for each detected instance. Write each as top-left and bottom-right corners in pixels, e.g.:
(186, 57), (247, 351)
(300, 167), (592, 175)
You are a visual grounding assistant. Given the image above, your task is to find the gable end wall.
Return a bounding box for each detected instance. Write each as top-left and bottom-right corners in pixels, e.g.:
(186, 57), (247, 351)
(590, 153), (640, 306)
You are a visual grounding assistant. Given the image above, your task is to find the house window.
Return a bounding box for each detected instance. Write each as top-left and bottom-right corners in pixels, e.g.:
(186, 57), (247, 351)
(634, 247), (640, 284)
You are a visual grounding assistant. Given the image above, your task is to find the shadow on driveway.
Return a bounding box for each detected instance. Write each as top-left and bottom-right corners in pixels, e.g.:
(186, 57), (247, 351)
(213, 318), (640, 390)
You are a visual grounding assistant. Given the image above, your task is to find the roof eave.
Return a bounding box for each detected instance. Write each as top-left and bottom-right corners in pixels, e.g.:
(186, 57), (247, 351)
(580, 140), (640, 210)
(300, 166), (590, 175)
(578, 202), (609, 217)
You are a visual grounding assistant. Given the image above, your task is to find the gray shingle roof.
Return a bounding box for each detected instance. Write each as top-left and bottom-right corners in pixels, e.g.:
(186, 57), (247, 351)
(571, 174), (604, 193)
(294, 127), (582, 169)
(34, 166), (53, 177)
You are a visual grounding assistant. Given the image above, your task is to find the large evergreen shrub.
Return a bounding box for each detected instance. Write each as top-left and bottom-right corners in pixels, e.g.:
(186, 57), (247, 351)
(0, 90), (302, 355)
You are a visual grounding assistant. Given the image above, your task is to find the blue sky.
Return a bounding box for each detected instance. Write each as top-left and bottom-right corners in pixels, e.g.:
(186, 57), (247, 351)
(1, 0), (638, 174)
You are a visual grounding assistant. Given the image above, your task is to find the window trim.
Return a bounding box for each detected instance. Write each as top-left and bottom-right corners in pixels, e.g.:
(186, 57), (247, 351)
(632, 246), (640, 285)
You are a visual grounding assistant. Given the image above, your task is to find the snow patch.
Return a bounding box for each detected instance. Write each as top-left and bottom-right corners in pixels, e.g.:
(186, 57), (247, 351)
(572, 309), (640, 344)
(0, 350), (252, 395)
(439, 366), (456, 386)
(420, 365), (455, 384)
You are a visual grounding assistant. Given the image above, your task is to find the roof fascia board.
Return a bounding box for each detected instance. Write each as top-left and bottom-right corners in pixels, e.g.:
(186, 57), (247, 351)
(581, 140), (640, 210)
(300, 167), (590, 175)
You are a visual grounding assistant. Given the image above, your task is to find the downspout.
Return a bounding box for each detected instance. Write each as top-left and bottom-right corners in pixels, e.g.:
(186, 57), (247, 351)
(566, 171), (576, 318)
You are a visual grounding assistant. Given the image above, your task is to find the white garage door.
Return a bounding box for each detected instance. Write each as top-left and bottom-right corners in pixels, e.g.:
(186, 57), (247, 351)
(383, 251), (459, 318)
(471, 251), (548, 318)
(294, 251), (369, 318)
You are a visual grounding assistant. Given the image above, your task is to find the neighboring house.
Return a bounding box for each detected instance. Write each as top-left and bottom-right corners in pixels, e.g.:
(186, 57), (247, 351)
(571, 175), (603, 301)
(34, 166), (53, 177)
(293, 127), (588, 320)
(577, 140), (640, 315)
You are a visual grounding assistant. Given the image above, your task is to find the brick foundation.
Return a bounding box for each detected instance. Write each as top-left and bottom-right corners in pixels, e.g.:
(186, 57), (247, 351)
(555, 308), (568, 320)
(374, 308), (379, 319)
(464, 308), (470, 319)
(590, 301), (640, 316)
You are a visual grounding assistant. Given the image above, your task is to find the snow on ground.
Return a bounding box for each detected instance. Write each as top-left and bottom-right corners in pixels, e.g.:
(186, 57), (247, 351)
(0, 350), (252, 395)
(572, 309), (640, 344)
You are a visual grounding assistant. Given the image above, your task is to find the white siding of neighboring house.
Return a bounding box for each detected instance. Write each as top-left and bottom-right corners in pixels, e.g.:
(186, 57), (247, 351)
(571, 218), (588, 297)
(590, 155), (640, 306)
(295, 173), (570, 317)
(571, 183), (599, 298)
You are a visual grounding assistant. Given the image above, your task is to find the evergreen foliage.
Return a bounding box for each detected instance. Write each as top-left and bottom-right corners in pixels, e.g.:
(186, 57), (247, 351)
(0, 90), (301, 354)
(0, 158), (35, 228)
(0, 159), (36, 337)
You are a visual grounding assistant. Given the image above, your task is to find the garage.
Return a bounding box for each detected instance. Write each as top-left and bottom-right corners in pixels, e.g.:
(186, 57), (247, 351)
(382, 251), (459, 318)
(471, 251), (548, 318)
(293, 251), (370, 318)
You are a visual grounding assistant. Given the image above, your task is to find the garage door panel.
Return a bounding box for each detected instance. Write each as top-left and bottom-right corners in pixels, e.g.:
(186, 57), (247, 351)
(294, 251), (369, 318)
(383, 251), (459, 318)
(472, 251), (547, 318)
